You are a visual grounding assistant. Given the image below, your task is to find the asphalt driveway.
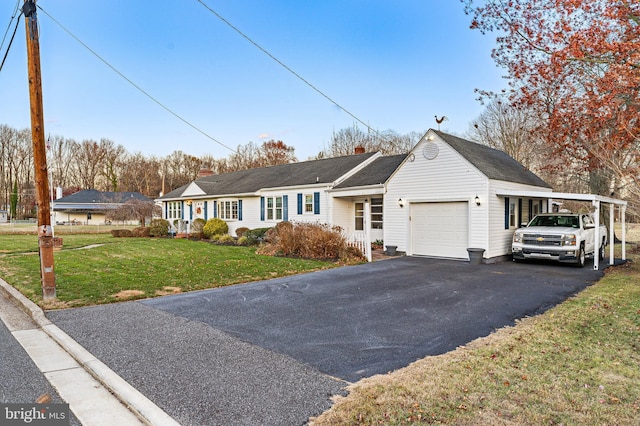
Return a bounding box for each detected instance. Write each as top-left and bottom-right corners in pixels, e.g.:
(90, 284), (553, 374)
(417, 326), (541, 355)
(47, 256), (604, 425)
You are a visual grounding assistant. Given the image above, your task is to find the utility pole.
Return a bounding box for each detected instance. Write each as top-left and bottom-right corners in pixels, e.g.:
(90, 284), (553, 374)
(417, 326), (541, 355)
(23, 0), (55, 299)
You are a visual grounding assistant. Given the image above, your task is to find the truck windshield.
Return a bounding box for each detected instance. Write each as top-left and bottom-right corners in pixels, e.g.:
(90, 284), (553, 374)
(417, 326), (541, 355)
(529, 215), (579, 228)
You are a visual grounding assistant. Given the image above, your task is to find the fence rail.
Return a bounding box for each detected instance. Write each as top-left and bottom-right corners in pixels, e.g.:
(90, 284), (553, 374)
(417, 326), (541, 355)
(347, 231), (371, 262)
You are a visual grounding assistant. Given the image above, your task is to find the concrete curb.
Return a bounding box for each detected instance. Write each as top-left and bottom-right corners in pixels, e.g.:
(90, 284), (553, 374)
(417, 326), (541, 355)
(0, 278), (180, 426)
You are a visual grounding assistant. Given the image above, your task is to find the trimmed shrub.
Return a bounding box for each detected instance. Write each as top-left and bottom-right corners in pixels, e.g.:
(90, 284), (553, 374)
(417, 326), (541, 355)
(236, 236), (249, 246)
(244, 227), (272, 245)
(111, 229), (133, 238)
(132, 226), (150, 237)
(149, 219), (170, 237)
(235, 227), (249, 238)
(203, 218), (229, 238)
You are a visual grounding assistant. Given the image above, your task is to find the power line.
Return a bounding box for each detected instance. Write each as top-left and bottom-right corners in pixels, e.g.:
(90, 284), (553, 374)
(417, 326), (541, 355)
(0, 1), (22, 72)
(36, 5), (237, 154)
(195, 0), (390, 142)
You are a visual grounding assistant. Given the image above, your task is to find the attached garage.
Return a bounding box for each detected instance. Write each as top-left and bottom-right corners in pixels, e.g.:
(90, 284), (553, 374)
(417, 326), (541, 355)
(410, 202), (469, 259)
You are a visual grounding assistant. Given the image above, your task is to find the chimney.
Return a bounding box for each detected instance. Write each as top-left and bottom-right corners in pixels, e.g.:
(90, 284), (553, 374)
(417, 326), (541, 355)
(56, 186), (63, 200)
(198, 168), (214, 178)
(354, 145), (365, 154)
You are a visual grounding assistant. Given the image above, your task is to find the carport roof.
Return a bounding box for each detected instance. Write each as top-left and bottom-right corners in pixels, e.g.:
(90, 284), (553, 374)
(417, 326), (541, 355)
(496, 190), (627, 206)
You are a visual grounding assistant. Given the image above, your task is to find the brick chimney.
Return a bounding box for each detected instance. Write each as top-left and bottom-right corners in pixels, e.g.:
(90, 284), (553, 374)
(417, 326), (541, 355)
(198, 168), (214, 178)
(354, 145), (365, 154)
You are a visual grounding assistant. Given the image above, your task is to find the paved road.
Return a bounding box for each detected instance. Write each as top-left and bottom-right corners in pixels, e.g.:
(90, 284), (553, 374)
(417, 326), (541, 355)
(48, 257), (604, 425)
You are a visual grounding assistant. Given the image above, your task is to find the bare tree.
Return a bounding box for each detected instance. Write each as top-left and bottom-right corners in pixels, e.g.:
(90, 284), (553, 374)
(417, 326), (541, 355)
(467, 101), (548, 171)
(105, 198), (157, 226)
(321, 125), (419, 157)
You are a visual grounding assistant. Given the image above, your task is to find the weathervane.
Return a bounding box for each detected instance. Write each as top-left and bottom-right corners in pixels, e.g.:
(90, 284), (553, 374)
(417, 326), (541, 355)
(435, 115), (448, 130)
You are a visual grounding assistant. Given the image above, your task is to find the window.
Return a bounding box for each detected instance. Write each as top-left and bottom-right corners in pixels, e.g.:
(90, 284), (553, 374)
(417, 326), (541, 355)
(219, 200), (238, 220)
(167, 201), (182, 220)
(509, 200), (517, 228)
(304, 194), (313, 213)
(355, 202), (364, 231)
(266, 196), (283, 221)
(371, 197), (383, 229)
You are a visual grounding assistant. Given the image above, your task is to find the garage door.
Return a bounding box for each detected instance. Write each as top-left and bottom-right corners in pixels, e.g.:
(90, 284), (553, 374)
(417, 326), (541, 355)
(411, 202), (469, 259)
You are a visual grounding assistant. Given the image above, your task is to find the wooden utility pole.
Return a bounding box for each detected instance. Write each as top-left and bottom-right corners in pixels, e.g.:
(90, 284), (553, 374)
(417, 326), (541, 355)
(23, 0), (55, 299)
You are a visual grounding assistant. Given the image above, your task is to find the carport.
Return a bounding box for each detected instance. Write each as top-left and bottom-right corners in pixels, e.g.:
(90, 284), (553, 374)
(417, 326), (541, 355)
(498, 190), (627, 270)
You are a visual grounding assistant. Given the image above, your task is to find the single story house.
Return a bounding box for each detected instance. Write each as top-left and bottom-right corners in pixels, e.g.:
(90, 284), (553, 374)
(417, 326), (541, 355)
(52, 189), (153, 225)
(159, 129), (582, 262)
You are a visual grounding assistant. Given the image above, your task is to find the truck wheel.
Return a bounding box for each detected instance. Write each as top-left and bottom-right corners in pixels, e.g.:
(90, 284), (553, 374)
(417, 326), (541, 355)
(599, 242), (606, 260)
(576, 244), (585, 267)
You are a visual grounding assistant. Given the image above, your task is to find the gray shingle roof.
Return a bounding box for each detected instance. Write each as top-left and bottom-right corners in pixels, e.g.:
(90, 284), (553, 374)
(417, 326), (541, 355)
(54, 189), (152, 204)
(160, 152), (378, 199)
(334, 154), (407, 188)
(435, 131), (551, 188)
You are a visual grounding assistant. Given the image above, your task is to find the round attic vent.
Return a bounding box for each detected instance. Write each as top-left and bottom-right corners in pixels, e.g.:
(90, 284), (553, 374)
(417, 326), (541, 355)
(422, 142), (439, 160)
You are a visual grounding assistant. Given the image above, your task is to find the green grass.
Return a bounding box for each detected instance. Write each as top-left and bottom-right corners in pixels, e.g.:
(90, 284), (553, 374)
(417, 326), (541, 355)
(0, 235), (335, 308)
(311, 247), (640, 425)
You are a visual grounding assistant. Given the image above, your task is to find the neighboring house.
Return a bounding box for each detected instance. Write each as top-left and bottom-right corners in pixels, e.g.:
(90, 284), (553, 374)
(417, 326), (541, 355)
(52, 189), (153, 225)
(158, 129), (563, 262)
(0, 209), (7, 223)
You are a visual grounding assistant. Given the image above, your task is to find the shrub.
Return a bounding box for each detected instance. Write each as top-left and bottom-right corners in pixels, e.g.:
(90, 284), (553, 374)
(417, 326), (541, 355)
(235, 227), (249, 238)
(190, 218), (206, 239)
(203, 218), (229, 238)
(258, 221), (365, 261)
(111, 229), (133, 238)
(216, 234), (235, 245)
(149, 219), (170, 237)
(244, 227), (272, 245)
(132, 226), (150, 237)
(237, 236), (249, 246)
(191, 218), (206, 233)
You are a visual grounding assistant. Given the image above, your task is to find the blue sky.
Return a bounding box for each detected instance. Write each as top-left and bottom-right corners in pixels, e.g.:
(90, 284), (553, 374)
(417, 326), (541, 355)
(1, 1), (505, 160)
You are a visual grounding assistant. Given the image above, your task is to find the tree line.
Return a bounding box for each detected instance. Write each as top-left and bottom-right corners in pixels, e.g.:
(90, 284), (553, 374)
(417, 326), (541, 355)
(0, 123), (419, 219)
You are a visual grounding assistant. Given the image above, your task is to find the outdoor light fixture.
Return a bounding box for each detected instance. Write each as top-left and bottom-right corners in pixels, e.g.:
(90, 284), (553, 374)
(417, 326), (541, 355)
(398, 198), (405, 208)
(475, 195), (481, 206)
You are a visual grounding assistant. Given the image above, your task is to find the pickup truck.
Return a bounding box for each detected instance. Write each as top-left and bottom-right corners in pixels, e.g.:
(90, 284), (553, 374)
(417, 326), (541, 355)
(512, 213), (607, 267)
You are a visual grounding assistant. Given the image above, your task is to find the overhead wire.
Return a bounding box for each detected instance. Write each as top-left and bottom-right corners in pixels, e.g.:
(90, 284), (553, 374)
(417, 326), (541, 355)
(0, 0), (23, 72)
(36, 5), (237, 154)
(195, 0), (391, 143)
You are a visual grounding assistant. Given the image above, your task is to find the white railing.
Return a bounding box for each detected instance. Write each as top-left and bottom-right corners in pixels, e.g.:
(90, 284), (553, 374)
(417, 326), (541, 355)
(348, 231), (372, 262)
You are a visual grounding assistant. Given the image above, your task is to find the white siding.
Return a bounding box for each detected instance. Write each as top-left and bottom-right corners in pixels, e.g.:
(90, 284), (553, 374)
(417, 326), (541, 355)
(385, 136), (489, 254)
(488, 181), (552, 258)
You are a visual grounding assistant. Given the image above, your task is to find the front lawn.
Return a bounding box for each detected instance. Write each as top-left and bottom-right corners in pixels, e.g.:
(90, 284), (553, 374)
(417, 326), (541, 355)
(0, 235), (335, 308)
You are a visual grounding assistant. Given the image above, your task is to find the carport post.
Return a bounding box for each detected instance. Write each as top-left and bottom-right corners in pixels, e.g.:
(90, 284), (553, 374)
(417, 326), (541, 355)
(609, 203), (615, 265)
(593, 200), (600, 271)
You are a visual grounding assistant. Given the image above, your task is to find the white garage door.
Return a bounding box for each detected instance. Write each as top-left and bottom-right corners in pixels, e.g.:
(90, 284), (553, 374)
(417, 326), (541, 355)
(411, 202), (469, 259)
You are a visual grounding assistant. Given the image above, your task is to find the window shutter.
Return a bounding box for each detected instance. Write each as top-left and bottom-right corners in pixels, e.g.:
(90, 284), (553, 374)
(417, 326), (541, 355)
(260, 197), (265, 221)
(313, 192), (320, 214)
(528, 199), (533, 221)
(204, 201), (208, 220)
(518, 198), (522, 227)
(238, 200), (243, 221)
(189, 203), (193, 221)
(504, 197), (510, 229)
(283, 195), (289, 221)
(213, 201), (218, 219)
(297, 193), (303, 215)
(164, 202), (168, 219)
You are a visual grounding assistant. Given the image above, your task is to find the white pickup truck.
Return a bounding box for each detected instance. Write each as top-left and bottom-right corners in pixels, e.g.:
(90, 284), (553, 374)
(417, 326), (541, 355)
(512, 213), (607, 267)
